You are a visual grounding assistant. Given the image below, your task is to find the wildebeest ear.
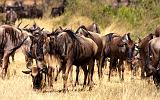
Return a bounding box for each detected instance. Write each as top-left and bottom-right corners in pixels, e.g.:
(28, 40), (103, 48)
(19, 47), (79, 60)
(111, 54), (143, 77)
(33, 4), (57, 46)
(22, 70), (31, 74)
(23, 24), (29, 29)
(127, 33), (132, 41)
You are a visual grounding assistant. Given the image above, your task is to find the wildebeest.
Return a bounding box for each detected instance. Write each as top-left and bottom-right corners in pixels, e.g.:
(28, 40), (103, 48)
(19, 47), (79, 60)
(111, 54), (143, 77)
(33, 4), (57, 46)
(145, 37), (160, 88)
(21, 23), (47, 69)
(5, 8), (17, 25)
(86, 23), (101, 34)
(75, 25), (103, 82)
(107, 33), (136, 81)
(22, 29), (98, 92)
(138, 33), (154, 79)
(50, 6), (64, 17)
(0, 24), (30, 79)
(28, 5), (43, 18)
(100, 33), (115, 69)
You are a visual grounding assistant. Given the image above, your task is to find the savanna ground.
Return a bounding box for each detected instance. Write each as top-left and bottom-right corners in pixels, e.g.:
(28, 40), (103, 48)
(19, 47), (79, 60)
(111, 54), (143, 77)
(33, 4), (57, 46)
(0, 51), (160, 100)
(0, 17), (159, 100)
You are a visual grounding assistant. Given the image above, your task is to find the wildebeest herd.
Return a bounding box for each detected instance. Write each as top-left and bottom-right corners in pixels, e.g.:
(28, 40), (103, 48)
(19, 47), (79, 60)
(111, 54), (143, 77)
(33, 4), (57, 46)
(0, 0), (66, 25)
(1, 21), (160, 93)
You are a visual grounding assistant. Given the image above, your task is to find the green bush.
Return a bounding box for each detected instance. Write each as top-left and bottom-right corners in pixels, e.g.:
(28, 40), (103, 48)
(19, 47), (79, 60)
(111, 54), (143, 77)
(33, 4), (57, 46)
(49, 0), (160, 37)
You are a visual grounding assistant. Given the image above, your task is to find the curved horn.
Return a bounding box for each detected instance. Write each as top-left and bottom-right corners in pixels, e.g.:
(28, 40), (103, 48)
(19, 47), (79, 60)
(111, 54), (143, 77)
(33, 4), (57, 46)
(23, 24), (29, 29)
(17, 21), (22, 28)
(59, 26), (63, 30)
(40, 28), (44, 31)
(22, 70), (31, 74)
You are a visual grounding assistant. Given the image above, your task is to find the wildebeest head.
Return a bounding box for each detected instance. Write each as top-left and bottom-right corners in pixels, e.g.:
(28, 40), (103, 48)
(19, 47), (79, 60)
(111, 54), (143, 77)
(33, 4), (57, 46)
(121, 33), (137, 62)
(32, 28), (46, 60)
(22, 66), (47, 89)
(86, 23), (100, 34)
(24, 26), (47, 68)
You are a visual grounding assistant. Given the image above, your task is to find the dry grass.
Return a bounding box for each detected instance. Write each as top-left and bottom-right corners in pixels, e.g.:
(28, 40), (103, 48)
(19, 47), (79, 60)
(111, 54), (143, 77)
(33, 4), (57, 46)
(0, 17), (160, 100)
(16, 16), (93, 32)
(0, 50), (160, 100)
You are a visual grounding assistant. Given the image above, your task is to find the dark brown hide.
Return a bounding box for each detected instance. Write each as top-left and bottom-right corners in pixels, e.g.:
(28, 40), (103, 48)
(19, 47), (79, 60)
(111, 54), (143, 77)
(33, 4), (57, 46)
(0, 25), (29, 79)
(100, 33), (115, 69)
(108, 33), (136, 81)
(30, 29), (98, 92)
(75, 25), (103, 81)
(146, 37), (160, 88)
(138, 33), (153, 79)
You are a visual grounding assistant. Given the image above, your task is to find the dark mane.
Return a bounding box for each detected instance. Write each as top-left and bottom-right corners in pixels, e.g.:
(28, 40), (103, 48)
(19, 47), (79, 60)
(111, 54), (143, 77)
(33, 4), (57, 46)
(76, 25), (93, 38)
(105, 33), (114, 42)
(3, 25), (22, 45)
(140, 33), (153, 45)
(63, 29), (77, 41)
(75, 25), (88, 34)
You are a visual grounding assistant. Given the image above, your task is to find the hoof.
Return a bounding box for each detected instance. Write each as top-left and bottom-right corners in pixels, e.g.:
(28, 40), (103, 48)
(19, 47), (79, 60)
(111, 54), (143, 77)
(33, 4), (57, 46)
(74, 81), (79, 86)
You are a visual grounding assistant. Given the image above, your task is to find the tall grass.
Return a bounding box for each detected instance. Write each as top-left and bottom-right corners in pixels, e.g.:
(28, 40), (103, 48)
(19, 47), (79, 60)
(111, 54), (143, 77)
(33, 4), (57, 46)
(61, 0), (160, 38)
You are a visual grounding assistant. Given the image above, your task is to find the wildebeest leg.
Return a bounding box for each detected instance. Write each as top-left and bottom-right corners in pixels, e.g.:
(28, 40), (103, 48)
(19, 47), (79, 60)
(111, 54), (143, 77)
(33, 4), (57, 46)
(81, 65), (88, 89)
(55, 67), (62, 81)
(1, 52), (10, 79)
(88, 59), (94, 90)
(108, 57), (114, 81)
(99, 56), (106, 79)
(117, 60), (124, 81)
(0, 53), (4, 68)
(62, 61), (72, 93)
(131, 62), (137, 80)
(69, 66), (73, 83)
(140, 62), (145, 79)
(97, 57), (102, 79)
(91, 61), (95, 84)
(48, 66), (54, 87)
(75, 66), (80, 86)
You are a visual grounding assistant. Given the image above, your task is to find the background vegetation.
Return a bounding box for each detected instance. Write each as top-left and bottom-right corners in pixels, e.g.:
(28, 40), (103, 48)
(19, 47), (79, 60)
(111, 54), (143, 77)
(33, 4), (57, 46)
(1, 0), (160, 39)
(46, 0), (160, 39)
